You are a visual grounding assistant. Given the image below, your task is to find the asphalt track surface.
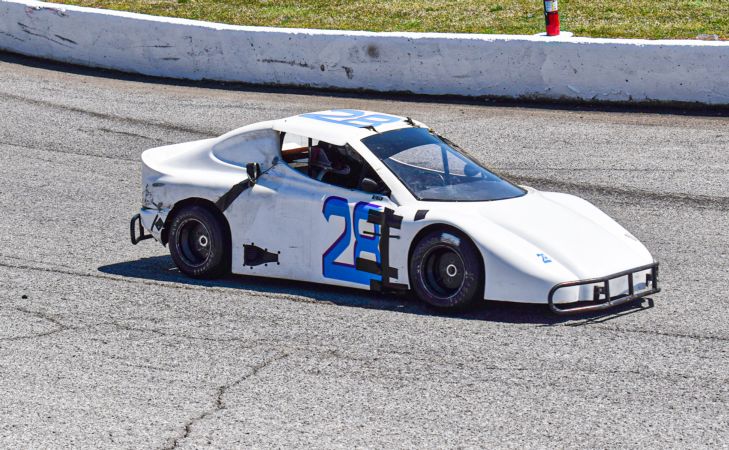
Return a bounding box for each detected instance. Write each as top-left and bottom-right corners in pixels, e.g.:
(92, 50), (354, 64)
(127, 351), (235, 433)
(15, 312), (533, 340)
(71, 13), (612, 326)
(0, 51), (728, 449)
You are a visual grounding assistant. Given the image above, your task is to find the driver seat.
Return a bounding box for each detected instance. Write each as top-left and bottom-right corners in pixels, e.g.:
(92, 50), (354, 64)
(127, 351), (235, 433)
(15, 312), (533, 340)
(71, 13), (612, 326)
(309, 145), (351, 181)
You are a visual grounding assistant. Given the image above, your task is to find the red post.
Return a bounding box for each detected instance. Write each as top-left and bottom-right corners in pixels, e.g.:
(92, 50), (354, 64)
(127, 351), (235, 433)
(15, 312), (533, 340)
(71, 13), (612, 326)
(543, 0), (560, 36)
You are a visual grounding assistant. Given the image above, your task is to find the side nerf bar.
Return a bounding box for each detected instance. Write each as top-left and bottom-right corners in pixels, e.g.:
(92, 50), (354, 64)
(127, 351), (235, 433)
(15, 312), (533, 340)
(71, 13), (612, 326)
(548, 262), (660, 315)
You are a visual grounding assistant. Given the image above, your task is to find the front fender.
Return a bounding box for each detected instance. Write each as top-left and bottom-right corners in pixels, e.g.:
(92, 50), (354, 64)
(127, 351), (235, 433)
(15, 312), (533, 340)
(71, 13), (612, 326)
(392, 208), (581, 304)
(449, 214), (581, 303)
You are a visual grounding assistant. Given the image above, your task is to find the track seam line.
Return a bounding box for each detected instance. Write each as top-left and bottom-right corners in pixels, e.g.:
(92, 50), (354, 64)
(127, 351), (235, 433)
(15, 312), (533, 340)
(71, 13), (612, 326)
(0, 90), (217, 137)
(0, 259), (325, 305)
(0, 139), (138, 162)
(506, 173), (729, 210)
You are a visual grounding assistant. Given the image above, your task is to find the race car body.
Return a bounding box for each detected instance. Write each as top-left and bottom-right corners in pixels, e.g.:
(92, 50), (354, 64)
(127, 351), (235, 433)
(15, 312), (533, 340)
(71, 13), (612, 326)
(131, 109), (659, 314)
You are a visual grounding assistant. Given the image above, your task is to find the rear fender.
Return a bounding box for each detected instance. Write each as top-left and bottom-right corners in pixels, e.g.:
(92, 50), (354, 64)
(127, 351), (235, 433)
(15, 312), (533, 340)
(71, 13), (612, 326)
(138, 207), (170, 243)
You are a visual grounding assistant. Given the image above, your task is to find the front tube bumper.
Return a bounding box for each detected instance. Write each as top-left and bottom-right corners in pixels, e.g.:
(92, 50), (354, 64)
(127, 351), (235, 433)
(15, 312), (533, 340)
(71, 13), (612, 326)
(548, 262), (660, 315)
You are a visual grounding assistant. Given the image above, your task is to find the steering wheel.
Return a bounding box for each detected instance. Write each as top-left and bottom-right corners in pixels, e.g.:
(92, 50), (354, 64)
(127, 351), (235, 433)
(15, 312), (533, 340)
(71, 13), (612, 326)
(317, 164), (350, 182)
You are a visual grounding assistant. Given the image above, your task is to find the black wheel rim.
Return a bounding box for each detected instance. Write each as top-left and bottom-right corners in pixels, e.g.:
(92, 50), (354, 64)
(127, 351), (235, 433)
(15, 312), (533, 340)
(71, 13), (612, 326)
(421, 245), (466, 299)
(176, 218), (211, 268)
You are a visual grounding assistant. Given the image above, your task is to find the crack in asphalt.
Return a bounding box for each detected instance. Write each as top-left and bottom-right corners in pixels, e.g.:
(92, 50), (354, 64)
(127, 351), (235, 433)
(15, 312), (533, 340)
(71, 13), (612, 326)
(0, 306), (268, 361)
(160, 352), (289, 450)
(310, 348), (729, 386)
(0, 306), (73, 341)
(16, 309), (713, 387)
(589, 325), (729, 343)
(0, 252), (78, 272)
(108, 321), (260, 344)
(101, 355), (178, 374)
(1, 304), (724, 388)
(1, 298), (725, 395)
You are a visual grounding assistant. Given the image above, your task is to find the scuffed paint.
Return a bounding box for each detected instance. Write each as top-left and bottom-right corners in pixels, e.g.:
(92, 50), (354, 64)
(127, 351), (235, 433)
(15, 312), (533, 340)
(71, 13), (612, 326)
(25, 4), (67, 16)
(142, 184), (168, 211)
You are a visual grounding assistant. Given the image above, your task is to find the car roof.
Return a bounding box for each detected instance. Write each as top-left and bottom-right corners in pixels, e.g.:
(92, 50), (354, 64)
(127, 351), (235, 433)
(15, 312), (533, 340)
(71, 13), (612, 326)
(272, 109), (424, 146)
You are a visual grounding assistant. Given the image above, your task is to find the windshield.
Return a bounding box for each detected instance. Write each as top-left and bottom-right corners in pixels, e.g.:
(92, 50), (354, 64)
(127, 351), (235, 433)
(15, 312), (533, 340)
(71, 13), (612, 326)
(361, 128), (526, 202)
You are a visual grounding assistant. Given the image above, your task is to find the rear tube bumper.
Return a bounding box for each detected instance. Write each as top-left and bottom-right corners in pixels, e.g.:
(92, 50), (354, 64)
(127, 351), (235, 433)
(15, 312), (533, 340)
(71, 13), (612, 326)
(130, 213), (153, 245)
(548, 262), (660, 315)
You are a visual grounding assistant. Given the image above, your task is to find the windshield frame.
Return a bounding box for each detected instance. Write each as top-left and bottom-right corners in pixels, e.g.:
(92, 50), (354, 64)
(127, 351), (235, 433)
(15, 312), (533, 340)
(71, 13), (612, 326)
(360, 127), (527, 203)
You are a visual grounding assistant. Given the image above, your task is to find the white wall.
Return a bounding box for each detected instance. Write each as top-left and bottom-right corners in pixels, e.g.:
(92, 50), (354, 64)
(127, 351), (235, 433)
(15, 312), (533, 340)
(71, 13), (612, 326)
(1, 0), (728, 105)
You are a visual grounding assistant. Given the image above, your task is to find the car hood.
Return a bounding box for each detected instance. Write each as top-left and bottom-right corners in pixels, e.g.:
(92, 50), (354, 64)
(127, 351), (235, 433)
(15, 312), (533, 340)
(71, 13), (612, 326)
(420, 189), (653, 279)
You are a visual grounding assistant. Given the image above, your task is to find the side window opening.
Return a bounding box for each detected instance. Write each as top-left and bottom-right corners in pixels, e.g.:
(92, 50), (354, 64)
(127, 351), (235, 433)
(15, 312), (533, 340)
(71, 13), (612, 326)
(280, 132), (389, 195)
(281, 133), (313, 174)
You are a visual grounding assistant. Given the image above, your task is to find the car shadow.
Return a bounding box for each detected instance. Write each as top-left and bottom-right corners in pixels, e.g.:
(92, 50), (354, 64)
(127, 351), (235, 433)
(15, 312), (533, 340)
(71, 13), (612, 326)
(98, 256), (655, 326)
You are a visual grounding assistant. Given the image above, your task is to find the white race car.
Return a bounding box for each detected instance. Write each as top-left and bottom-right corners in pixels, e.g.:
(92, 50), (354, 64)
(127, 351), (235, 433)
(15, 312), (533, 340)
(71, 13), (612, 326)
(130, 109), (659, 314)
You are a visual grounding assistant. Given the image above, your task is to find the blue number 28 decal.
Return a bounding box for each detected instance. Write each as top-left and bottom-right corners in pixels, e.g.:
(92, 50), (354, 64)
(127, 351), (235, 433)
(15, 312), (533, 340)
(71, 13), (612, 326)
(301, 109), (401, 129)
(322, 196), (381, 285)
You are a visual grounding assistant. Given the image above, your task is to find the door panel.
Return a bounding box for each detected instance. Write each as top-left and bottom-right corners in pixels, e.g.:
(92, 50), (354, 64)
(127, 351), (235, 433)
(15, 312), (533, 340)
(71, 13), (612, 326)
(227, 163), (317, 281)
(227, 162), (398, 290)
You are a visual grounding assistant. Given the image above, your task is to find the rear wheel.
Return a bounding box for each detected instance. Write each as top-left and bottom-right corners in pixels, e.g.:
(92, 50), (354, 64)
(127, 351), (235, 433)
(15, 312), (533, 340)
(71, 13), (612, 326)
(409, 229), (483, 309)
(169, 205), (230, 278)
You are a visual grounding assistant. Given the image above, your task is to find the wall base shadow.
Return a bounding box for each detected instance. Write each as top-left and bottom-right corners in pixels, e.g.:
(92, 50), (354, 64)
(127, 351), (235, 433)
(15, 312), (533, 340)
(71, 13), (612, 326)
(2, 51), (727, 117)
(99, 256), (655, 325)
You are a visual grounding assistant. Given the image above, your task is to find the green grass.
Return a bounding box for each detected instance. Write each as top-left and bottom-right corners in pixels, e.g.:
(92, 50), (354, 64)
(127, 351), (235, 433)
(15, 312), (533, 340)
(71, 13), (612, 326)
(53, 0), (728, 40)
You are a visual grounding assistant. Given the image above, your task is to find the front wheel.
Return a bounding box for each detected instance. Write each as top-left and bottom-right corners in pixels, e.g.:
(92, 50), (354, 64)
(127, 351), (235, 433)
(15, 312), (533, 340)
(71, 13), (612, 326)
(409, 229), (483, 309)
(168, 205), (230, 278)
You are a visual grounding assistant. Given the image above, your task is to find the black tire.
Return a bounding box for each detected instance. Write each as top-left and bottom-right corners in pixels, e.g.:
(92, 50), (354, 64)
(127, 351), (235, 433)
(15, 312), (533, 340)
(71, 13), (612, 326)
(409, 229), (483, 309)
(168, 205), (230, 278)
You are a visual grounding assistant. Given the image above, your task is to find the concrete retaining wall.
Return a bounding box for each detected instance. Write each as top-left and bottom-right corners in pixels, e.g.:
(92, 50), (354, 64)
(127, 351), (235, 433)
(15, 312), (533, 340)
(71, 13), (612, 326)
(1, 0), (728, 104)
